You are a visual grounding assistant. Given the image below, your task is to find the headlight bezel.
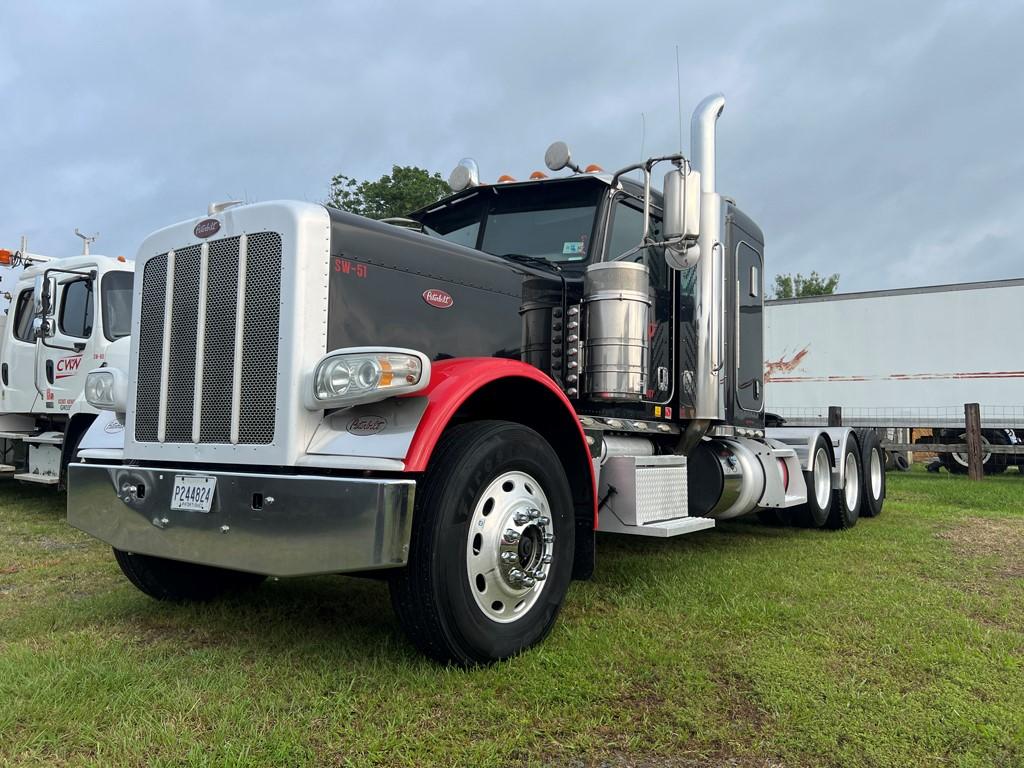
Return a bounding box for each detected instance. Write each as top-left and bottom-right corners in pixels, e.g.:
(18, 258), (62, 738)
(305, 347), (431, 410)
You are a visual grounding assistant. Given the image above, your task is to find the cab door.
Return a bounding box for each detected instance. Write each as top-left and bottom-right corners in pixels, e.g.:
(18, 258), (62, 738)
(37, 274), (96, 414)
(1, 287), (42, 414)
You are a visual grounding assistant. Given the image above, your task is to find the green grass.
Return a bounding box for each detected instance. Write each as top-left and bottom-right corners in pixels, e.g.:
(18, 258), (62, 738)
(1, 468), (1022, 767)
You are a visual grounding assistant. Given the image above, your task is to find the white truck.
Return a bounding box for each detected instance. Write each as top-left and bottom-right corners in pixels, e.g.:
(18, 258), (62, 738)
(765, 278), (1024, 474)
(0, 245), (134, 485)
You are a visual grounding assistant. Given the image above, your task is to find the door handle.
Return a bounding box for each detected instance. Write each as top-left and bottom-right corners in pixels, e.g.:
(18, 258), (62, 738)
(46, 360), (54, 385)
(1, 363), (6, 386)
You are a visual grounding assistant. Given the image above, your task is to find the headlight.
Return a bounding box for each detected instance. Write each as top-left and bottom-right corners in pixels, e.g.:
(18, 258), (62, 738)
(84, 367), (128, 412)
(307, 348), (430, 409)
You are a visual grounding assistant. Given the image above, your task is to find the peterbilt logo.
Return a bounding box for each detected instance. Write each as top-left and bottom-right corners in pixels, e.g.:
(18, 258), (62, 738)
(347, 415), (387, 436)
(422, 289), (454, 309)
(194, 219), (221, 238)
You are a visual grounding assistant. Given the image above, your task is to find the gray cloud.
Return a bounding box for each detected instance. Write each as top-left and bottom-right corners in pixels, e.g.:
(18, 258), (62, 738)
(2, 0), (1022, 292)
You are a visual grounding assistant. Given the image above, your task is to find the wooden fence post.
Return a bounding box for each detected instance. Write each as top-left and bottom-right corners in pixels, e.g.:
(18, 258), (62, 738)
(964, 402), (983, 481)
(828, 406), (842, 427)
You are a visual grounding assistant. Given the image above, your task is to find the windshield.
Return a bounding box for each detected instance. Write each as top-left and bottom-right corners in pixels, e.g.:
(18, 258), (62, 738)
(102, 271), (134, 341)
(417, 179), (604, 264)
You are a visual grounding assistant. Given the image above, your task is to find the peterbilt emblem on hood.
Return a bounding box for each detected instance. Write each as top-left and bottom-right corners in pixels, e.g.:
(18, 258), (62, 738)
(422, 289), (454, 309)
(194, 219), (221, 238)
(347, 415), (387, 436)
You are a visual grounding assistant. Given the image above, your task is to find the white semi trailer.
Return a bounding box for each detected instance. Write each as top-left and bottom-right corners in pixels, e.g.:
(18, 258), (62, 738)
(0, 244), (134, 485)
(765, 278), (1024, 474)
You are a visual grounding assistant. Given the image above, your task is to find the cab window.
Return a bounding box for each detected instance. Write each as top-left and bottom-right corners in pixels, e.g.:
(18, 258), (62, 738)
(101, 272), (134, 341)
(12, 289), (35, 342)
(607, 201), (646, 260)
(59, 279), (94, 339)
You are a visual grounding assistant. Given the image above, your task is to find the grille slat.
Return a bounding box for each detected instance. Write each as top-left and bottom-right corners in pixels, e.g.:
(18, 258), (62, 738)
(134, 232), (282, 445)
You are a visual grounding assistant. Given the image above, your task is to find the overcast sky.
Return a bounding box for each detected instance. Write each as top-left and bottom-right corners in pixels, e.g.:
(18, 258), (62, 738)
(2, 0), (1022, 293)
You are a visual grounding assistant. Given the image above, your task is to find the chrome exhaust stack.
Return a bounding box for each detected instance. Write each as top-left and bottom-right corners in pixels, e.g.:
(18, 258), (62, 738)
(689, 93), (727, 424)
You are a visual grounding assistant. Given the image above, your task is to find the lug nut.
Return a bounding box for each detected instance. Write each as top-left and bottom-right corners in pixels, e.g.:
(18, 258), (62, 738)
(533, 570), (547, 581)
(542, 553), (553, 563)
(522, 576), (536, 588)
(528, 508), (540, 520)
(503, 529), (521, 543)
(508, 568), (525, 583)
(514, 511), (531, 525)
(501, 551), (518, 562)
(537, 516), (550, 526)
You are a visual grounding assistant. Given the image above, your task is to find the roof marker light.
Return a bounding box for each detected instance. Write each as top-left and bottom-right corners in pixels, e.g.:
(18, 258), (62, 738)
(497, 174), (517, 183)
(585, 164), (604, 173)
(529, 171), (548, 180)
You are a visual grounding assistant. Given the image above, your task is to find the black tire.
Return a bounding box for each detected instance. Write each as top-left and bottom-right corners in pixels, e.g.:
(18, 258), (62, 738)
(827, 437), (862, 529)
(389, 420), (575, 666)
(938, 429), (1006, 475)
(856, 429), (885, 518)
(792, 435), (834, 528)
(756, 509), (788, 526)
(113, 549), (266, 601)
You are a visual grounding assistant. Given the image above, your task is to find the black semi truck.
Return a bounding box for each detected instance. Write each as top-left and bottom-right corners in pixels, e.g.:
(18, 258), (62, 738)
(68, 94), (885, 664)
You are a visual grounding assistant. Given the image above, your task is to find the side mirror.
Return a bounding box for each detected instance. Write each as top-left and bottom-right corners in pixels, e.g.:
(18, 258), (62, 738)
(32, 275), (46, 315)
(662, 165), (702, 270)
(31, 316), (53, 341)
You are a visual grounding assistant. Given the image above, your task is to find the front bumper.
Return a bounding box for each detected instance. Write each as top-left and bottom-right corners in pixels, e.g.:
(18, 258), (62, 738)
(67, 463), (415, 577)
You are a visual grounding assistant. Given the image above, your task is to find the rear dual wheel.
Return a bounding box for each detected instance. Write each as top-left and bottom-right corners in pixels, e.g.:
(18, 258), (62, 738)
(828, 439), (862, 529)
(389, 421), (575, 666)
(857, 429), (885, 518)
(793, 436), (834, 528)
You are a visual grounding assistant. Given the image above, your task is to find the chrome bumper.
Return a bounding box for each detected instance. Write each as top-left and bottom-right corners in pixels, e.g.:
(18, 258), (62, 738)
(67, 463), (415, 577)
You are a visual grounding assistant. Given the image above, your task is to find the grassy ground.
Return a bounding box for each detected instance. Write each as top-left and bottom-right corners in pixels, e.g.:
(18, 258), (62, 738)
(1, 468), (1022, 768)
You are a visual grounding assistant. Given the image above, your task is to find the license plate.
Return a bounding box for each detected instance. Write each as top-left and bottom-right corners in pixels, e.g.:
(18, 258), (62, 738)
(170, 475), (217, 513)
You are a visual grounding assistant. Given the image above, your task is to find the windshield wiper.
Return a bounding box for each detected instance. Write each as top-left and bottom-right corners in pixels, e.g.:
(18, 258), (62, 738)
(499, 253), (563, 273)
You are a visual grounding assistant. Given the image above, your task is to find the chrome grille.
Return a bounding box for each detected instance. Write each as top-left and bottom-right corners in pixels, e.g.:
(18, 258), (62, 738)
(134, 232), (282, 445)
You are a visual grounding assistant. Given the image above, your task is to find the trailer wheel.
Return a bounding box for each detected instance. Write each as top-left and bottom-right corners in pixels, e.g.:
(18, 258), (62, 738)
(792, 435), (833, 528)
(389, 420), (574, 666)
(113, 549), (265, 602)
(857, 430), (885, 518)
(828, 439), (862, 529)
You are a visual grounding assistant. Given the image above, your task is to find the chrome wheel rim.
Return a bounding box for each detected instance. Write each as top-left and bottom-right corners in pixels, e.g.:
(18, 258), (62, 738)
(466, 470), (553, 624)
(870, 449), (883, 500)
(813, 448), (831, 509)
(952, 433), (991, 468)
(844, 451), (860, 511)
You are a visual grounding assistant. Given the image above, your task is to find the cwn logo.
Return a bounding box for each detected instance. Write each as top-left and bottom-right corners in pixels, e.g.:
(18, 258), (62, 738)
(55, 355), (83, 380)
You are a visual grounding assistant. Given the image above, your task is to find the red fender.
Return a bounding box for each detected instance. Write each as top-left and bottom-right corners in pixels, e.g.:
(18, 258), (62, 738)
(404, 358), (596, 525)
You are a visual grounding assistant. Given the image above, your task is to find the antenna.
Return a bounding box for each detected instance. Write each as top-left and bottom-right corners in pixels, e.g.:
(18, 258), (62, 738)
(639, 112), (646, 162)
(675, 45), (683, 153)
(74, 228), (98, 256)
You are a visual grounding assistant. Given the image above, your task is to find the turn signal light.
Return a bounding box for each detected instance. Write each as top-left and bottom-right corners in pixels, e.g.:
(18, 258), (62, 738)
(0, 249), (11, 265)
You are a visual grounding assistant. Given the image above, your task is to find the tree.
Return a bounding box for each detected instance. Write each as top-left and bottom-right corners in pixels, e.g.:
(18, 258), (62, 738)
(773, 271), (840, 299)
(327, 165), (451, 220)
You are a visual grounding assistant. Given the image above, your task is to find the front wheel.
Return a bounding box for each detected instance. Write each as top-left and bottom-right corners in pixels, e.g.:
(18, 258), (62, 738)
(113, 549), (266, 601)
(389, 421), (575, 666)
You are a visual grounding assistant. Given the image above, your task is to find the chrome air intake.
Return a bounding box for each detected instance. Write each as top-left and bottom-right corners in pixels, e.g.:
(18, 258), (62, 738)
(581, 261), (650, 401)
